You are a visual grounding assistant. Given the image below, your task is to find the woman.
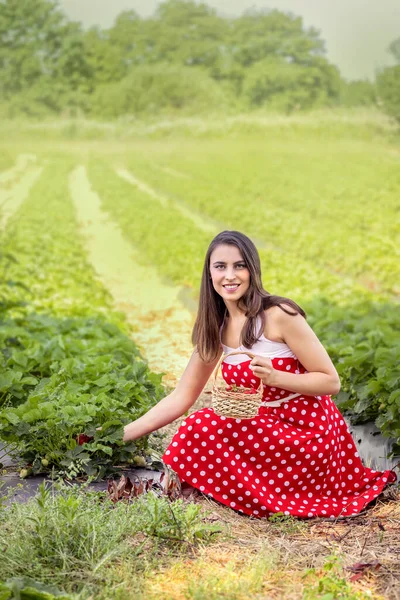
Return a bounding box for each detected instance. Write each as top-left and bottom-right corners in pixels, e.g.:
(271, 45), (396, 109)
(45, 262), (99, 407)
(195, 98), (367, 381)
(123, 230), (396, 519)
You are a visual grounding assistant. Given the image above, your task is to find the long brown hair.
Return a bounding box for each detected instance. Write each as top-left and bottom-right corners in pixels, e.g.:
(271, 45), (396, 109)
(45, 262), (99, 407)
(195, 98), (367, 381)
(192, 230), (306, 362)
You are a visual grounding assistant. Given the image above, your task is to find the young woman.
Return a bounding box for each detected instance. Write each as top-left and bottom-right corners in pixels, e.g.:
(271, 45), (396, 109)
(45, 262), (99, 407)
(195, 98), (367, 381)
(123, 231), (396, 519)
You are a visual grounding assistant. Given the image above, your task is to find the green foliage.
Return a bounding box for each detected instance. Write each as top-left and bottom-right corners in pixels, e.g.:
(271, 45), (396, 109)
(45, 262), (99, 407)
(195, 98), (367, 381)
(87, 160), (210, 290)
(90, 64), (231, 118)
(388, 36), (400, 63)
(242, 56), (340, 111)
(0, 578), (72, 600)
(339, 79), (377, 107)
(0, 482), (220, 595)
(377, 65), (400, 123)
(308, 300), (400, 453)
(122, 138), (400, 296)
(0, 0), (345, 117)
(0, 0), (65, 97)
(376, 34), (400, 123)
(303, 553), (370, 599)
(0, 159), (165, 476)
(0, 0), (92, 116)
(135, 493), (221, 543)
(267, 511), (306, 534)
(230, 8), (324, 68)
(0, 313), (164, 477)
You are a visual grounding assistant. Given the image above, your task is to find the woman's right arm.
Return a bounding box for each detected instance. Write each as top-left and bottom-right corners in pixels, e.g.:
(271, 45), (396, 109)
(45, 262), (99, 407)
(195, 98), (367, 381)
(122, 347), (222, 442)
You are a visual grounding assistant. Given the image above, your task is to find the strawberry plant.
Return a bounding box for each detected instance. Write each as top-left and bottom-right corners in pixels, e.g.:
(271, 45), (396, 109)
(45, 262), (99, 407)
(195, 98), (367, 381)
(0, 159), (165, 477)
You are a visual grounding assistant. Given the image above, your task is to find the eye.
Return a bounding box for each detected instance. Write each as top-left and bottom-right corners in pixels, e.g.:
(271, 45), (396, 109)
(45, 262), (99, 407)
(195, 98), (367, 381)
(236, 263), (246, 269)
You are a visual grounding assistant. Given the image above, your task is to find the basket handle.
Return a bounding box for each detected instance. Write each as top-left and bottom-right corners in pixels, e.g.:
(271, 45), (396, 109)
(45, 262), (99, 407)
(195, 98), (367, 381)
(212, 350), (261, 389)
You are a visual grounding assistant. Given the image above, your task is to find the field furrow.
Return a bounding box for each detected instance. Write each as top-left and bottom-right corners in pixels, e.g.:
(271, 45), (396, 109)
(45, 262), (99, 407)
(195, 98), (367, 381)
(0, 154), (37, 185)
(117, 167), (218, 235)
(122, 140), (400, 296)
(0, 158), (165, 478)
(91, 156), (372, 307)
(0, 167), (43, 230)
(70, 165), (194, 385)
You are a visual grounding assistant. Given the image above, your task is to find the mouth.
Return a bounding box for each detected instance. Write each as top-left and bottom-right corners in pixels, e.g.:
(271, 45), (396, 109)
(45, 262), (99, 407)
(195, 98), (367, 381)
(223, 284), (240, 292)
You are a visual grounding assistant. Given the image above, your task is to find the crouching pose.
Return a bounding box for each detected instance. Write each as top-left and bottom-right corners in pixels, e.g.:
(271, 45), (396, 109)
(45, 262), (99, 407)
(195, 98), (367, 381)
(123, 230), (396, 519)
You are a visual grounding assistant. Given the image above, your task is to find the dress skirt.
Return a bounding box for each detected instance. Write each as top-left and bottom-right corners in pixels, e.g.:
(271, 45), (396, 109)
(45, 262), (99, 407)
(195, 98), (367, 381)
(162, 356), (396, 519)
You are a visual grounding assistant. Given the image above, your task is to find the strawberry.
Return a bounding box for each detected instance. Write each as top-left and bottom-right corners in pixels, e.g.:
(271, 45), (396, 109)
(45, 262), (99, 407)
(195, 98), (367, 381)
(77, 433), (93, 445)
(225, 385), (232, 391)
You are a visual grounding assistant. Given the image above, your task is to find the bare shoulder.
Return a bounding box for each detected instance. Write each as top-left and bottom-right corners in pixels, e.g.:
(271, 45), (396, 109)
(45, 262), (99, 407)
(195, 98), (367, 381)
(263, 304), (304, 341)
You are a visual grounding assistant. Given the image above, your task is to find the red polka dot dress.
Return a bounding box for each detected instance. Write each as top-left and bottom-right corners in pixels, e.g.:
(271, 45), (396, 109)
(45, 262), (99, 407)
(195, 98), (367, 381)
(162, 319), (397, 519)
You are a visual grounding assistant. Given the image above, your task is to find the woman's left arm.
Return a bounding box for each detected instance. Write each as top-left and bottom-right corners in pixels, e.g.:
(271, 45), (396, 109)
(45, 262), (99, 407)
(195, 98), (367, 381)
(250, 309), (340, 396)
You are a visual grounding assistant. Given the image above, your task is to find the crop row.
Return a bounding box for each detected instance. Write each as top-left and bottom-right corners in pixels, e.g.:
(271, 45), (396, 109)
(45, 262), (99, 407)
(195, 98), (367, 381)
(0, 147), (16, 173)
(122, 139), (400, 296)
(0, 159), (164, 478)
(88, 158), (372, 306)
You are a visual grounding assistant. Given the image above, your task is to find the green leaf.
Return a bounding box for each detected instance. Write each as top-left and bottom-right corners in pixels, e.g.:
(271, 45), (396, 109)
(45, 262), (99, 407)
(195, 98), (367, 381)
(94, 444), (113, 456)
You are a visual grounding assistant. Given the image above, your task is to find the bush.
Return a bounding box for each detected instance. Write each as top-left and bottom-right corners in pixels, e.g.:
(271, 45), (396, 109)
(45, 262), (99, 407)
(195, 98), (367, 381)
(242, 56), (340, 112)
(377, 65), (400, 122)
(89, 63), (232, 118)
(339, 79), (377, 107)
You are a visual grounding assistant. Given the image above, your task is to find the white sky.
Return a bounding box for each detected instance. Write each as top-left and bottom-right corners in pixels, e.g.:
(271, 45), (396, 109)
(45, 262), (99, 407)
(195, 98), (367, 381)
(61, 0), (400, 80)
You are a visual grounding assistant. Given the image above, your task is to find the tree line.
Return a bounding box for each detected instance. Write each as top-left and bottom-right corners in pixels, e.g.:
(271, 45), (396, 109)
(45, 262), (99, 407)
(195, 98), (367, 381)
(0, 0), (399, 120)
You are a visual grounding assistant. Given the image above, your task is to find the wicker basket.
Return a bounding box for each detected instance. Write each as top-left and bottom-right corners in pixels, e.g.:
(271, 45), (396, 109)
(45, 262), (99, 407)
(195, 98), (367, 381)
(212, 350), (263, 419)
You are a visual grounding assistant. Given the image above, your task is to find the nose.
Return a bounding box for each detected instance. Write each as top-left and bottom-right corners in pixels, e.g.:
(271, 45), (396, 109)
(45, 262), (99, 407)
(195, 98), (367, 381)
(225, 267), (236, 280)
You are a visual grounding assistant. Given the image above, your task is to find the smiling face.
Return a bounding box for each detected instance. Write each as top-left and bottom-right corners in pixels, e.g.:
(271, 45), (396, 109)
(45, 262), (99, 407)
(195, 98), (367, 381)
(209, 244), (250, 305)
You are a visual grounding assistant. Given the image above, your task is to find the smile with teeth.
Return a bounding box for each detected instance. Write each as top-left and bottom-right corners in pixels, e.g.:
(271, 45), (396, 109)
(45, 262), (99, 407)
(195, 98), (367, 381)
(223, 284), (240, 290)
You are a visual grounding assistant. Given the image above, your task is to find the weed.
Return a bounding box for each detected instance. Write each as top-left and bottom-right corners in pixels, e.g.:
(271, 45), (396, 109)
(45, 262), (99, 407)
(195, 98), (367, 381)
(303, 553), (372, 600)
(267, 511), (307, 534)
(0, 482), (221, 596)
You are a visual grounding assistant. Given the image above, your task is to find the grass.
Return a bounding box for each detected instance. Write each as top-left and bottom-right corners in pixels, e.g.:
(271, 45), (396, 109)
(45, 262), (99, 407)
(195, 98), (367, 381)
(0, 107), (397, 142)
(141, 487), (400, 600)
(1, 480), (398, 599)
(0, 481), (221, 598)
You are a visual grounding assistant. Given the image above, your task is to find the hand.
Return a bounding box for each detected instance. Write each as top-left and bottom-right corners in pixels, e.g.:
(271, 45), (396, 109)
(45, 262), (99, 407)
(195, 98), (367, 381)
(249, 355), (276, 386)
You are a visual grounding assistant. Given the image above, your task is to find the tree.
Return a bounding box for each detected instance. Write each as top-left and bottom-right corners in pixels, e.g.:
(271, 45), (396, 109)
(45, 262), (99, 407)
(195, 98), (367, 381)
(0, 0), (93, 113)
(377, 65), (400, 122)
(0, 0), (66, 97)
(376, 35), (400, 122)
(242, 55), (340, 112)
(388, 37), (400, 62)
(230, 9), (325, 68)
(0, 0), (349, 117)
(339, 79), (377, 107)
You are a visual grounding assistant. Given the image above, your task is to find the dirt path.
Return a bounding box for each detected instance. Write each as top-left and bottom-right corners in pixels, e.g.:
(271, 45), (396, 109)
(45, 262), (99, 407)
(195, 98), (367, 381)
(69, 165), (196, 388)
(0, 166), (43, 230)
(0, 154), (37, 185)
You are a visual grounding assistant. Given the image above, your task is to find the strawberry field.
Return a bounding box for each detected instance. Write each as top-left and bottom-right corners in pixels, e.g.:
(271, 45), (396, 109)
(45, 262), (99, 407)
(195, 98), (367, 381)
(0, 113), (399, 598)
(1, 118), (400, 476)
